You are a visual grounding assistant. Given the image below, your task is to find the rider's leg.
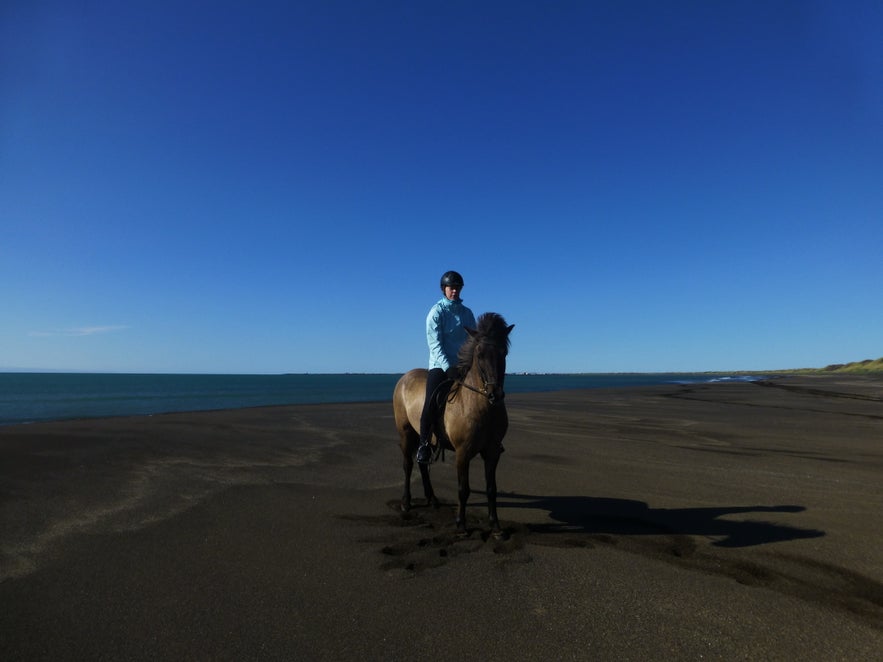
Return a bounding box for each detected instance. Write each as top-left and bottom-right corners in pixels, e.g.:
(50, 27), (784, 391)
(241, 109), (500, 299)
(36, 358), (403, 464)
(417, 368), (446, 464)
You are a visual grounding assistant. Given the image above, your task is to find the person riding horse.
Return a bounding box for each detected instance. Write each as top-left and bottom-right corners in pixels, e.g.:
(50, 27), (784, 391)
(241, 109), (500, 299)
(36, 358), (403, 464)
(416, 270), (476, 465)
(395, 309), (514, 533)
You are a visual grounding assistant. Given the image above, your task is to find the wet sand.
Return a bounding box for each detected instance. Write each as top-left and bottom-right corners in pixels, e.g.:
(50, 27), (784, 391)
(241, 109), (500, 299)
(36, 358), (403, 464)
(2, 376), (882, 660)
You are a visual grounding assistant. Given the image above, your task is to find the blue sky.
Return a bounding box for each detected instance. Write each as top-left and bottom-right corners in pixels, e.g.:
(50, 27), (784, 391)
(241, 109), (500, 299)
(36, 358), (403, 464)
(2, 1), (881, 374)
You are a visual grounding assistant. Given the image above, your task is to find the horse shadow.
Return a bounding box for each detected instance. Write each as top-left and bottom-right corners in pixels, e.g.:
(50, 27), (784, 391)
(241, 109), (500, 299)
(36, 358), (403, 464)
(492, 492), (825, 548)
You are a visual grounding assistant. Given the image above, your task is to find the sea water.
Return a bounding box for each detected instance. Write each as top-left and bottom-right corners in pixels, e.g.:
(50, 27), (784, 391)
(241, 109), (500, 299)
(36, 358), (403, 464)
(0, 372), (760, 426)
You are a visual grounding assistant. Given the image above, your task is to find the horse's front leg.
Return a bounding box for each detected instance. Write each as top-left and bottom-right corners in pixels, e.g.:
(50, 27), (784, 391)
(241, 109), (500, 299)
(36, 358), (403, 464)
(483, 450), (501, 535)
(455, 451), (471, 534)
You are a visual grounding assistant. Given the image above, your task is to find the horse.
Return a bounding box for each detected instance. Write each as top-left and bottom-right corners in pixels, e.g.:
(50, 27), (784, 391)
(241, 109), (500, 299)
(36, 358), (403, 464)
(393, 312), (514, 534)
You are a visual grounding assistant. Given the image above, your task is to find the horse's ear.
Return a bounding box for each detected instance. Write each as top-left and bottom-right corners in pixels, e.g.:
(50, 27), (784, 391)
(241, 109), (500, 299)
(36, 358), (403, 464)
(506, 324), (515, 335)
(465, 327), (477, 338)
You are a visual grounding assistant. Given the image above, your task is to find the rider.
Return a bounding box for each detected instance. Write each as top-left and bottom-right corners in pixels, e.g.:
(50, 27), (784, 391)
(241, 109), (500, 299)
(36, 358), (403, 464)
(416, 270), (476, 465)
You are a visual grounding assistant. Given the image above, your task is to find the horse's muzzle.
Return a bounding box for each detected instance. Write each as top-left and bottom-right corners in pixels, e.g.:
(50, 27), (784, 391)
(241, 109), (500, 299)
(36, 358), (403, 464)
(488, 387), (505, 405)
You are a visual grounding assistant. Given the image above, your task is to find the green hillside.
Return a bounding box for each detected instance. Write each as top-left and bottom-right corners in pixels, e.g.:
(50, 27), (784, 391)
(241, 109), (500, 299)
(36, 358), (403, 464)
(816, 357), (883, 373)
(771, 357), (883, 374)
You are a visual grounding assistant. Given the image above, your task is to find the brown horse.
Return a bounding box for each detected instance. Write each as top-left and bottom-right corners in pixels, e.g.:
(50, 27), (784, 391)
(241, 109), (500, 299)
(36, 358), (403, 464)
(393, 312), (514, 534)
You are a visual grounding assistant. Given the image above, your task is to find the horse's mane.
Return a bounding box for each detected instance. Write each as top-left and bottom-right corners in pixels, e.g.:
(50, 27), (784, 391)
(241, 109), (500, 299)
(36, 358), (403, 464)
(456, 312), (511, 373)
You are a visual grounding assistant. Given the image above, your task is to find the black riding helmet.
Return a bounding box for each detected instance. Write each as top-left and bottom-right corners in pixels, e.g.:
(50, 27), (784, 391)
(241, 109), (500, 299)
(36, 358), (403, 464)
(440, 270), (464, 291)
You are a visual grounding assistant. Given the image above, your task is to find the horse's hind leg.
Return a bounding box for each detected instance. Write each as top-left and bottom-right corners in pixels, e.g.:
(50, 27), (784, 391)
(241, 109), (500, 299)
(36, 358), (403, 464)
(400, 429), (418, 512)
(401, 448), (414, 512)
(418, 462), (437, 508)
(401, 428), (436, 511)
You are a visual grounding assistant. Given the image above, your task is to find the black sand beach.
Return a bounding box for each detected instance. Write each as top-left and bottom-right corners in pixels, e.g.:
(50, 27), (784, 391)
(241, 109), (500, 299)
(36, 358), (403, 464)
(2, 376), (882, 660)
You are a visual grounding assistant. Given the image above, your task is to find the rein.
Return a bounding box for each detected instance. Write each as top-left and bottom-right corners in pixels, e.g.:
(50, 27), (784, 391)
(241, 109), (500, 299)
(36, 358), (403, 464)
(457, 378), (504, 404)
(451, 358), (505, 404)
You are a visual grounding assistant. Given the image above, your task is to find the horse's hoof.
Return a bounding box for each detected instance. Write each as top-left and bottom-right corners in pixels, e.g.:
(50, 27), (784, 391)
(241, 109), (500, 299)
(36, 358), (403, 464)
(401, 501), (411, 513)
(491, 528), (506, 540)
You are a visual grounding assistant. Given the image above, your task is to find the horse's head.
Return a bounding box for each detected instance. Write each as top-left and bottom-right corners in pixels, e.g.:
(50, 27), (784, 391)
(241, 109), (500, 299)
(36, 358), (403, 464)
(459, 313), (515, 404)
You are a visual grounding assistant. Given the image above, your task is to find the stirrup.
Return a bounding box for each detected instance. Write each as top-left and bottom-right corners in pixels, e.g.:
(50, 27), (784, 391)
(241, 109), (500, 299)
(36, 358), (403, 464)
(416, 442), (433, 464)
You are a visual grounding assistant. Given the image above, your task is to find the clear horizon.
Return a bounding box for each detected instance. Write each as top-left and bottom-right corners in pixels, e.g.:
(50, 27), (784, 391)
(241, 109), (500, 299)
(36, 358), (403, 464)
(0, 365), (863, 377)
(3, 1), (881, 374)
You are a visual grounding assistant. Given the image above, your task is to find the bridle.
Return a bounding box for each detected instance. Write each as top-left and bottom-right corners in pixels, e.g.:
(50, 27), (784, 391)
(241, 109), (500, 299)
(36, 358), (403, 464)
(457, 375), (504, 404)
(451, 340), (506, 405)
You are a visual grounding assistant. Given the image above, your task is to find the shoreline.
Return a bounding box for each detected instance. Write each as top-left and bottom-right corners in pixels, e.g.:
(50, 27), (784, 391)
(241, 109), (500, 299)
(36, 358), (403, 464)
(2, 376), (882, 659)
(4, 371), (882, 429)
(0, 372), (856, 426)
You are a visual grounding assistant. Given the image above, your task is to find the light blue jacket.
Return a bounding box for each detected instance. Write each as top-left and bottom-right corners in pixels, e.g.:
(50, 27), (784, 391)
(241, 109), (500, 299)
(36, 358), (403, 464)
(426, 297), (476, 371)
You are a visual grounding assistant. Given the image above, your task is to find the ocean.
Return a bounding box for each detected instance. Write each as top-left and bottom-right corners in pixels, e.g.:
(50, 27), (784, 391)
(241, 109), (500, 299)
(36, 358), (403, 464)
(0, 372), (760, 426)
